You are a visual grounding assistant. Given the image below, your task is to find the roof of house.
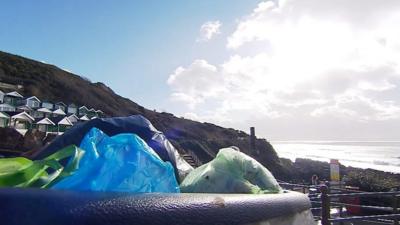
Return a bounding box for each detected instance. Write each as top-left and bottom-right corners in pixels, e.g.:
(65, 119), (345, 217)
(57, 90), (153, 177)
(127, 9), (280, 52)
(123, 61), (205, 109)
(60, 117), (73, 126)
(68, 103), (77, 107)
(79, 106), (89, 111)
(8, 111), (35, 122)
(17, 105), (33, 111)
(55, 102), (67, 106)
(50, 116), (73, 126)
(37, 108), (53, 113)
(5, 91), (24, 98)
(26, 96), (41, 102)
(53, 108), (66, 115)
(0, 112), (10, 119)
(5, 112), (20, 117)
(79, 115), (90, 121)
(36, 117), (55, 126)
(88, 108), (96, 112)
(68, 114), (79, 120)
(96, 110), (104, 113)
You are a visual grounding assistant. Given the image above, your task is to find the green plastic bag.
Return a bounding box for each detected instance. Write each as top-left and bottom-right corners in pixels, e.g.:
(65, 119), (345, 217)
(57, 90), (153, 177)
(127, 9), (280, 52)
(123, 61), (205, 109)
(180, 147), (282, 194)
(0, 145), (84, 188)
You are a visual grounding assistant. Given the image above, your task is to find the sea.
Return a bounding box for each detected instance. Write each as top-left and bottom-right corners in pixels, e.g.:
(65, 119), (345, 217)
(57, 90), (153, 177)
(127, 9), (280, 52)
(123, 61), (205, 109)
(271, 141), (400, 174)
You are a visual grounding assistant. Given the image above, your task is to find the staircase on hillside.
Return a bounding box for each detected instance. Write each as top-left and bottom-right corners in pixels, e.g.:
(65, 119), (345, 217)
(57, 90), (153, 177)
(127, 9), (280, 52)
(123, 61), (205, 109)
(182, 152), (201, 168)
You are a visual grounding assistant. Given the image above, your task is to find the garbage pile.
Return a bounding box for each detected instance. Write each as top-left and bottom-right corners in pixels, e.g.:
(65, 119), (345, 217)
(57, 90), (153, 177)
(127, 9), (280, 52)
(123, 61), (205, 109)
(0, 115), (281, 194)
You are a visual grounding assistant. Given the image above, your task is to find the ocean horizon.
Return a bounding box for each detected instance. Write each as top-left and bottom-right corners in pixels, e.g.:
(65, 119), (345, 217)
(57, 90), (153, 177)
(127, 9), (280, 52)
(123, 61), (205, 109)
(271, 141), (400, 174)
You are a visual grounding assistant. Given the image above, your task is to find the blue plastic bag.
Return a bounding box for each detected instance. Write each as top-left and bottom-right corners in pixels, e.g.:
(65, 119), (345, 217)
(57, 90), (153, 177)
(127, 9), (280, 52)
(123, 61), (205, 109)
(52, 128), (179, 193)
(34, 115), (193, 182)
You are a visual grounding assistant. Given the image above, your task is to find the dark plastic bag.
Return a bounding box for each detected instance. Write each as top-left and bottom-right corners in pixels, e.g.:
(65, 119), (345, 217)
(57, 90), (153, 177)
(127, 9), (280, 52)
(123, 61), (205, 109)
(52, 128), (180, 193)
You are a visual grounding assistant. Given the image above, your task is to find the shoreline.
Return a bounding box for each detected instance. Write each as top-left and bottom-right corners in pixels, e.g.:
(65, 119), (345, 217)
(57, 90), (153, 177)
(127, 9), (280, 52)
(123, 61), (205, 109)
(280, 157), (400, 192)
(272, 141), (400, 174)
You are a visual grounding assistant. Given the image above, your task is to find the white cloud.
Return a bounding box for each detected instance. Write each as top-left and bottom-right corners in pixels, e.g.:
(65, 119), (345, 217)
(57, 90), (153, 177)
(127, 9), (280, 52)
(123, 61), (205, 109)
(167, 59), (226, 109)
(197, 20), (222, 42)
(167, 0), (400, 140)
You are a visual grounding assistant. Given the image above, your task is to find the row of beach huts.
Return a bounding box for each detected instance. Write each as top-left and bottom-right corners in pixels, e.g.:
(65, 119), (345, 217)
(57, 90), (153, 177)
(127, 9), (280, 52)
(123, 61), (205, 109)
(0, 90), (105, 135)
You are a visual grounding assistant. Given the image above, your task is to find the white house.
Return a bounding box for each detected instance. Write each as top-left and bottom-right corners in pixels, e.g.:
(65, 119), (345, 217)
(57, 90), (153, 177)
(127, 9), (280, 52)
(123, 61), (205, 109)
(52, 108), (66, 117)
(3, 91), (24, 106)
(67, 114), (80, 124)
(36, 117), (55, 132)
(0, 112), (10, 127)
(96, 110), (104, 118)
(16, 105), (33, 116)
(34, 107), (53, 118)
(67, 103), (77, 115)
(88, 108), (97, 118)
(0, 90), (5, 103)
(79, 115), (90, 121)
(41, 101), (54, 110)
(8, 111), (35, 130)
(50, 116), (73, 133)
(78, 106), (89, 116)
(20, 96), (41, 109)
(0, 103), (16, 112)
(55, 102), (67, 111)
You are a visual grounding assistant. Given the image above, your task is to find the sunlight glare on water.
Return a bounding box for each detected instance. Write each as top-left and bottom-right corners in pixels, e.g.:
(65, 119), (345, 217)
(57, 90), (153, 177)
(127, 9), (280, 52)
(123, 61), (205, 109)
(271, 141), (400, 173)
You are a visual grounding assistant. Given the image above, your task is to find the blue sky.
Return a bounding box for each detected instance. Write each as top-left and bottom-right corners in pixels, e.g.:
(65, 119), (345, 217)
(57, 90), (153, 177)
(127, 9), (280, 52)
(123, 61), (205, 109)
(0, 0), (259, 108)
(2, 0), (400, 140)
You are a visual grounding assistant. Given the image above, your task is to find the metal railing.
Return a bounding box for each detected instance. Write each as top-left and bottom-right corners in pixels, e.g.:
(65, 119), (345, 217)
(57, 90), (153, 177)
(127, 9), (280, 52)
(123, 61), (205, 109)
(278, 181), (400, 225)
(319, 185), (400, 225)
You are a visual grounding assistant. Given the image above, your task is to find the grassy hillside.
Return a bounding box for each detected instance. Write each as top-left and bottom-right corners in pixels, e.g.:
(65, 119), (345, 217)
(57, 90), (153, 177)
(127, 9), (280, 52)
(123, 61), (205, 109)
(0, 51), (290, 179)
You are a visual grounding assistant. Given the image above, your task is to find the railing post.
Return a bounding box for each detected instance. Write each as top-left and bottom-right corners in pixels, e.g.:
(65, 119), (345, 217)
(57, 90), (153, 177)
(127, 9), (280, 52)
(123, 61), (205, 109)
(321, 185), (331, 225)
(394, 195), (399, 225)
(339, 205), (344, 225)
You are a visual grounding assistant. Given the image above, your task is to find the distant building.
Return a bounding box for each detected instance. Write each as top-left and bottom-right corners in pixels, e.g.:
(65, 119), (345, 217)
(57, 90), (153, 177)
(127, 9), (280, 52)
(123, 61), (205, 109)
(0, 103), (16, 112)
(67, 114), (79, 124)
(0, 88), (107, 135)
(16, 105), (33, 116)
(41, 101), (54, 110)
(3, 91), (24, 106)
(88, 108), (97, 118)
(0, 90), (5, 103)
(96, 110), (105, 118)
(52, 108), (66, 117)
(19, 96), (41, 109)
(7, 111), (35, 130)
(0, 112), (10, 127)
(50, 116), (73, 133)
(67, 103), (77, 115)
(55, 102), (67, 111)
(35, 107), (52, 118)
(78, 106), (89, 116)
(79, 115), (90, 121)
(36, 117), (55, 132)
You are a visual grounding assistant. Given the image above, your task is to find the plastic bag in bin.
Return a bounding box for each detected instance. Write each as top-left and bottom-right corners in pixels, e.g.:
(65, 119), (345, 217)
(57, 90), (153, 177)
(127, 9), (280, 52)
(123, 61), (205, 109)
(180, 147), (282, 194)
(52, 128), (179, 193)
